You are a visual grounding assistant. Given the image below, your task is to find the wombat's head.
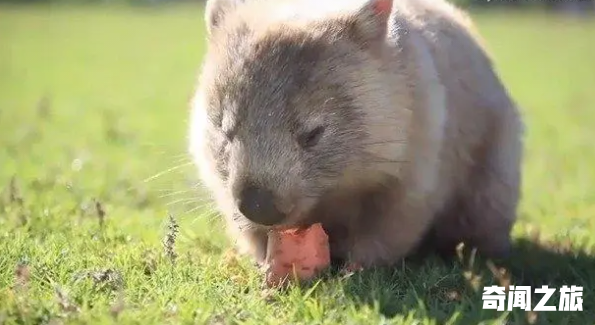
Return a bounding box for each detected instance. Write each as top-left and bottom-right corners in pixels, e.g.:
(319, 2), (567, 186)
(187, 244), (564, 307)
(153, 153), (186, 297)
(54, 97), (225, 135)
(190, 0), (411, 228)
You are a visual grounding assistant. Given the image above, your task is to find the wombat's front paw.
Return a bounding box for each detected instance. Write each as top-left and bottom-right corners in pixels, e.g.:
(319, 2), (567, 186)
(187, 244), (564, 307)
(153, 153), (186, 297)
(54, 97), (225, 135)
(346, 237), (396, 269)
(345, 261), (364, 273)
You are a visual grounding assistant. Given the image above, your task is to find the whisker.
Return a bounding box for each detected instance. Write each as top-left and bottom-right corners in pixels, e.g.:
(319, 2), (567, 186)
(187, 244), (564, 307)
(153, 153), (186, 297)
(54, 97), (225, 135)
(182, 204), (212, 216)
(136, 143), (193, 158)
(166, 197), (215, 211)
(192, 182), (209, 192)
(158, 189), (198, 199)
(239, 222), (257, 232)
(190, 203), (217, 218)
(168, 155), (192, 165)
(155, 188), (190, 193)
(165, 198), (202, 207)
(205, 211), (221, 224)
(142, 162), (194, 183)
(150, 184), (202, 194)
(186, 195), (214, 204)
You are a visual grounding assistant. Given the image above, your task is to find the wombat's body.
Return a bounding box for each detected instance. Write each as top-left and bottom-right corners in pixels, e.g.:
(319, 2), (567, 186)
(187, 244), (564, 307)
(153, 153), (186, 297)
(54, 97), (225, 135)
(189, 0), (524, 268)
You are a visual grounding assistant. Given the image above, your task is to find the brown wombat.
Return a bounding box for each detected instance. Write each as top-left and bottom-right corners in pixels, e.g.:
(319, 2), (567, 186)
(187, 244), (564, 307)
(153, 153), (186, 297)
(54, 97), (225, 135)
(188, 0), (524, 269)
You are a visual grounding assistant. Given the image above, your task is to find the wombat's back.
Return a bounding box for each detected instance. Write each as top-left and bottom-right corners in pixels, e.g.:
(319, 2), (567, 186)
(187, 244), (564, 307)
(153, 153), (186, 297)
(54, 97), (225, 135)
(388, 0), (521, 203)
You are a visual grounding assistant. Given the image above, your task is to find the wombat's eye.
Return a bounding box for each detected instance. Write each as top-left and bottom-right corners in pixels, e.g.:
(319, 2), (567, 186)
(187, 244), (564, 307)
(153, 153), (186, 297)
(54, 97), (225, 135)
(298, 126), (325, 149)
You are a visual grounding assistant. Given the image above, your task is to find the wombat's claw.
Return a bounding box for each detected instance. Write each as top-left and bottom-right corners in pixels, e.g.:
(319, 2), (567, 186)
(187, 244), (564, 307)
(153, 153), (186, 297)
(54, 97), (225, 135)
(340, 262), (363, 277)
(347, 262), (363, 272)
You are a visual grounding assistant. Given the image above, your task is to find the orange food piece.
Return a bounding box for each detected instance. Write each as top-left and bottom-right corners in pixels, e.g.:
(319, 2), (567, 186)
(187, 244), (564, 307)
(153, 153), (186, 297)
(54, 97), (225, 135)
(263, 223), (331, 287)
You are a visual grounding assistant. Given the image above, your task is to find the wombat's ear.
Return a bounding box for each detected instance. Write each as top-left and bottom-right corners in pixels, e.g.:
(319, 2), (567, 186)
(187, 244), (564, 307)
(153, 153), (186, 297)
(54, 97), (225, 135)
(204, 0), (244, 35)
(348, 0), (393, 43)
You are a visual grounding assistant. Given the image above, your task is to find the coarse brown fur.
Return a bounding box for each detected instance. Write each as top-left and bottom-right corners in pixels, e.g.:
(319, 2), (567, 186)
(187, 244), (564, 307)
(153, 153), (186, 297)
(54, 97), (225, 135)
(188, 0), (524, 269)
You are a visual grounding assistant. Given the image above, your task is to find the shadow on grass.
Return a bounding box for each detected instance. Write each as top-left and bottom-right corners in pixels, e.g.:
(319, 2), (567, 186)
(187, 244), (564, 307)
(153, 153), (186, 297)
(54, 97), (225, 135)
(336, 238), (595, 324)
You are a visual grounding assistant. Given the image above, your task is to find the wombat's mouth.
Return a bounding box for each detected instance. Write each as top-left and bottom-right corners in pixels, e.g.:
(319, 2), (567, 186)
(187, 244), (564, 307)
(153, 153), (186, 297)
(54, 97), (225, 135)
(266, 198), (320, 230)
(271, 207), (310, 230)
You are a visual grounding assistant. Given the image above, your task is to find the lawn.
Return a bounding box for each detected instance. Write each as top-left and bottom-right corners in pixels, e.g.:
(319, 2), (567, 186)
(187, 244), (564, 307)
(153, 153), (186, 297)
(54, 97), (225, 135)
(1, 3), (595, 325)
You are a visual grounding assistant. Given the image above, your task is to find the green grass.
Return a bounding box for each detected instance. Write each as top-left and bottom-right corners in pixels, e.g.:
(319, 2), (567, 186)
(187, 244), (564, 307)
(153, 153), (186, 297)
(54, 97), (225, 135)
(1, 4), (595, 324)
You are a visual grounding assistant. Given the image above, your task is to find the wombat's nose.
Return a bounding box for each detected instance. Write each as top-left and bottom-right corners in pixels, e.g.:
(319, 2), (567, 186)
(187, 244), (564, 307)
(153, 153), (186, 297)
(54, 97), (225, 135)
(237, 185), (285, 226)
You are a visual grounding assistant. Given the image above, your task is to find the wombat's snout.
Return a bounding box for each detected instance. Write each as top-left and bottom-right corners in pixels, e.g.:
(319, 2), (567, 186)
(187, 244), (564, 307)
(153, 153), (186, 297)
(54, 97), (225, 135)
(237, 184), (286, 226)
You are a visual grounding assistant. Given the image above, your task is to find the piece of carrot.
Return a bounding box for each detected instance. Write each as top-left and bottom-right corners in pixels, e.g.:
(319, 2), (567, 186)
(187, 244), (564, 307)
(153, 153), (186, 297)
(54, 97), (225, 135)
(263, 223), (330, 287)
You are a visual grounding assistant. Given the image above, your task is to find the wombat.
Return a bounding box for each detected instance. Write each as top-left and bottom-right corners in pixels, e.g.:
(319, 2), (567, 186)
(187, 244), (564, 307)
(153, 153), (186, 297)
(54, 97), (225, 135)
(188, 0), (524, 269)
